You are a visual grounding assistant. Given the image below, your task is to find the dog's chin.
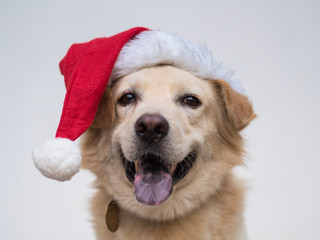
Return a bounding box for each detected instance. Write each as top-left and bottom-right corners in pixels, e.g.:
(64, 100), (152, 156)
(120, 149), (196, 206)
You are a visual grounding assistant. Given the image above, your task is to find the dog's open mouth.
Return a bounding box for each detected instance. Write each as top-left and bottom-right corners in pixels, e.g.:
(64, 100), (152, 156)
(121, 150), (196, 206)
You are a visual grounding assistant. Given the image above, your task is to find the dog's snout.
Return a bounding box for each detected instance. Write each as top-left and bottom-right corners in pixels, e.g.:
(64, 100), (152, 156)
(135, 114), (169, 143)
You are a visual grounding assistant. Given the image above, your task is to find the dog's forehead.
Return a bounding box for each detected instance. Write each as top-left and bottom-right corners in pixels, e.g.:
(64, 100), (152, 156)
(112, 66), (212, 98)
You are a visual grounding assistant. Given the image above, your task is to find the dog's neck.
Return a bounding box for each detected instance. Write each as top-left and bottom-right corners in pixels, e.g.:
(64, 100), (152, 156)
(100, 174), (247, 240)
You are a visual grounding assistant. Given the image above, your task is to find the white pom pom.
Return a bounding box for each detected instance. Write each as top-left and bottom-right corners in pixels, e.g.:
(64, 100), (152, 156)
(32, 138), (81, 181)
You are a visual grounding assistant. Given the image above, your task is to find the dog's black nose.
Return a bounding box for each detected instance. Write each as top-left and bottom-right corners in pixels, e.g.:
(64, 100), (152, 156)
(135, 114), (169, 143)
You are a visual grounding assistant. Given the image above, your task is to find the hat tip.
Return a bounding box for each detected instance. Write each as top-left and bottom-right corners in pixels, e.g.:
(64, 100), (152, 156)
(32, 138), (81, 181)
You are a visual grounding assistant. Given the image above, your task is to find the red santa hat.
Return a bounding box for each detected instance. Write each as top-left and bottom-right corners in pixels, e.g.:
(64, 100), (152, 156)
(32, 27), (243, 181)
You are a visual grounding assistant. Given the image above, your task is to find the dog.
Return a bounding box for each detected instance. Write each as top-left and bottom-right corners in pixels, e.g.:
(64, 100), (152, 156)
(80, 65), (255, 240)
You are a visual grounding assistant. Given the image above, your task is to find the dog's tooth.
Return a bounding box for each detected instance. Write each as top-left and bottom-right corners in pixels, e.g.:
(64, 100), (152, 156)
(135, 161), (140, 172)
(170, 164), (177, 175)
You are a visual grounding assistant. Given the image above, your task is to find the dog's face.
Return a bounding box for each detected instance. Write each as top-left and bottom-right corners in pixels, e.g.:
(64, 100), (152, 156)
(82, 65), (255, 221)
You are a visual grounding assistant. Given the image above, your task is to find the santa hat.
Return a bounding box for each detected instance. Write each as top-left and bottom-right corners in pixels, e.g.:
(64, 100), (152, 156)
(32, 27), (243, 181)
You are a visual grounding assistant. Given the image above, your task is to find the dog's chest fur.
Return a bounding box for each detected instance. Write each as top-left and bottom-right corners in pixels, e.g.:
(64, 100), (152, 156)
(91, 174), (247, 240)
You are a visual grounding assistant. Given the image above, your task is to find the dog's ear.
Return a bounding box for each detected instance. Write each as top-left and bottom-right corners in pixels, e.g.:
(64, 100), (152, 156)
(91, 87), (116, 129)
(213, 80), (256, 131)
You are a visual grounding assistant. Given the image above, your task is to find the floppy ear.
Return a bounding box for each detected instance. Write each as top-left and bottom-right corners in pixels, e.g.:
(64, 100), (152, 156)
(213, 80), (256, 131)
(91, 87), (116, 129)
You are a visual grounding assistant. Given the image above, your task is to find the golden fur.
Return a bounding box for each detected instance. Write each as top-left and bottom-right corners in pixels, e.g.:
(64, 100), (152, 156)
(81, 66), (255, 240)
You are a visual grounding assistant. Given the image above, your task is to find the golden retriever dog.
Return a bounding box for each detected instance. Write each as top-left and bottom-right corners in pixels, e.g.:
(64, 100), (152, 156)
(80, 65), (255, 240)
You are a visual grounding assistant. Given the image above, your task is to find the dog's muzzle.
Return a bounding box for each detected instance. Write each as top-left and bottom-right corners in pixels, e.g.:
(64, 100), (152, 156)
(121, 113), (196, 206)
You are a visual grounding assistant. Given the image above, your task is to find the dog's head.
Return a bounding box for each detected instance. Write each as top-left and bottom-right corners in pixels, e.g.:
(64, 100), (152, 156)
(81, 65), (255, 220)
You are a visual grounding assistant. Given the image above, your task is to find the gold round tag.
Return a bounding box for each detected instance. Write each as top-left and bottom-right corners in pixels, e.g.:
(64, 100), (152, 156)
(105, 200), (120, 232)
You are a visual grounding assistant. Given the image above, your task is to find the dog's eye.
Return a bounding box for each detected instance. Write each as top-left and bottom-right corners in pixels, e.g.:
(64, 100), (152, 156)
(118, 93), (136, 106)
(182, 96), (201, 108)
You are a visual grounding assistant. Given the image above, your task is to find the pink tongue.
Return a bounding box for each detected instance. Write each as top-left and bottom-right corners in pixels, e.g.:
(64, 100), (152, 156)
(134, 161), (172, 205)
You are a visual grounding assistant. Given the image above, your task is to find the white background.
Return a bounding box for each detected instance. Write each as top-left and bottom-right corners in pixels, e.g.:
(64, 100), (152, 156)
(1, 0), (319, 239)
